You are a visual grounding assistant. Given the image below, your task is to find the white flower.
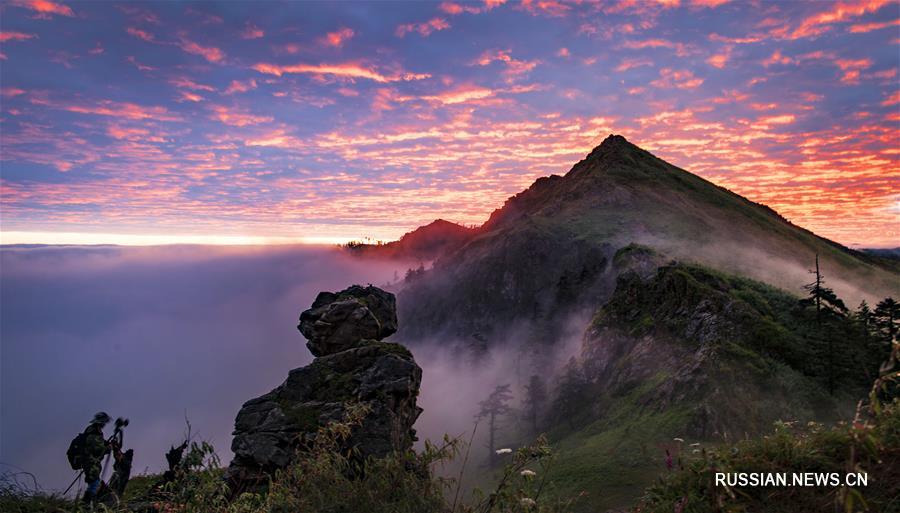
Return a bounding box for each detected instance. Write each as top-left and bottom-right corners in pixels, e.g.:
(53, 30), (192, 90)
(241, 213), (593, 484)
(520, 497), (536, 507)
(520, 469), (536, 477)
(495, 448), (512, 455)
(690, 442), (700, 447)
(673, 437), (684, 442)
(692, 449), (700, 454)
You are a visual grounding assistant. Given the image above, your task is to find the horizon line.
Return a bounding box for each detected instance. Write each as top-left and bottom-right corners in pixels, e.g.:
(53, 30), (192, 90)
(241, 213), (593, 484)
(1, 230), (897, 251)
(0, 231), (359, 247)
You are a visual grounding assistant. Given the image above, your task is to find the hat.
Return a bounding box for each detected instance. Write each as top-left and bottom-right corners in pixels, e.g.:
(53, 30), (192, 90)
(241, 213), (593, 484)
(91, 411), (111, 425)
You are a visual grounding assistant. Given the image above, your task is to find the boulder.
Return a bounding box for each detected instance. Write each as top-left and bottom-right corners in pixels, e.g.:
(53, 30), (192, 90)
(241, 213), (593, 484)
(226, 285), (420, 490)
(299, 285), (398, 356)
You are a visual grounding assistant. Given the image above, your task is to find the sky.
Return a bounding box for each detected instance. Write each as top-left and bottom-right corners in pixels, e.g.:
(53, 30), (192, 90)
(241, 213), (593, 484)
(0, 0), (898, 247)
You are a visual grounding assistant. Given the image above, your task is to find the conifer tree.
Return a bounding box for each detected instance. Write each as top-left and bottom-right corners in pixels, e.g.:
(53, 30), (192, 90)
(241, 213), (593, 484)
(476, 384), (514, 464)
(523, 374), (548, 434)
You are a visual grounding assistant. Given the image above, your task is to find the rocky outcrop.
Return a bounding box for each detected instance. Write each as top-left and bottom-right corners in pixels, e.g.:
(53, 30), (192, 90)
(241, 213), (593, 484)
(226, 285), (422, 489)
(299, 285), (398, 357)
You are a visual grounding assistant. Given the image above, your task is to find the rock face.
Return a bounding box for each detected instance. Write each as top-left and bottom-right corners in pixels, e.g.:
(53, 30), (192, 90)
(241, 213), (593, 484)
(299, 285), (398, 357)
(226, 285), (421, 488)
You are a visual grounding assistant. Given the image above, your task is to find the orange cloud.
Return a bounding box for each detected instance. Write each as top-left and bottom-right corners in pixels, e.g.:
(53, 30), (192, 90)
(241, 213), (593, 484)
(252, 62), (430, 83)
(241, 23), (265, 39)
(0, 31), (37, 42)
(473, 49), (539, 75)
(615, 58), (653, 72)
(170, 77), (215, 91)
(30, 96), (183, 122)
(706, 47), (732, 68)
(321, 27), (355, 47)
(209, 105), (273, 126)
(849, 18), (900, 32)
(440, 2), (484, 15)
(126, 27), (155, 42)
(651, 68), (704, 89)
(691, 0), (731, 7)
(520, 0), (571, 17)
(10, 0), (74, 17)
(178, 35), (225, 63)
(882, 91), (900, 106)
(836, 58), (873, 84)
(395, 17), (450, 37)
(224, 79), (258, 95)
(622, 38), (691, 56)
(790, 0), (891, 39)
(177, 91), (204, 102)
(762, 50), (793, 67)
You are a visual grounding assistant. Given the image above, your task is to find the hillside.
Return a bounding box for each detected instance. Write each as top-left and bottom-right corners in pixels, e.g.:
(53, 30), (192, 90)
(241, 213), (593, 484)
(345, 219), (476, 261)
(394, 135), (899, 345)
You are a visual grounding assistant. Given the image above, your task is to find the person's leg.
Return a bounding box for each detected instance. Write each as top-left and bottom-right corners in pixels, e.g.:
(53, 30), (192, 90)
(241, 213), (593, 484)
(82, 462), (101, 503)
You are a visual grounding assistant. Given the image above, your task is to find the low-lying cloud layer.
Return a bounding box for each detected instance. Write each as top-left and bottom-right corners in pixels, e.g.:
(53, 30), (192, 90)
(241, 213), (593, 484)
(0, 245), (405, 492)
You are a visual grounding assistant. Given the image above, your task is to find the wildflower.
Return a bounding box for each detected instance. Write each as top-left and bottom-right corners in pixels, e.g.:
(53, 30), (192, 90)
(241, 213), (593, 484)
(673, 437), (684, 442)
(690, 442), (700, 447)
(520, 469), (536, 477)
(692, 449), (700, 454)
(520, 497), (537, 507)
(495, 448), (512, 455)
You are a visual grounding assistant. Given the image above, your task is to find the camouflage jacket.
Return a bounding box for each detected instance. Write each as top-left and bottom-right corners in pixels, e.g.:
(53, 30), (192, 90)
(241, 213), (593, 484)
(82, 424), (108, 464)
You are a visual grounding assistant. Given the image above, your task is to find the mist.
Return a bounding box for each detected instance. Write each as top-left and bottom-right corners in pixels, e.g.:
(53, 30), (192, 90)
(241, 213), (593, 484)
(0, 244), (410, 492)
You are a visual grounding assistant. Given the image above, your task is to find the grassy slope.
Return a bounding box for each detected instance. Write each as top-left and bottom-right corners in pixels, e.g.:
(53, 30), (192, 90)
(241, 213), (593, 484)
(532, 261), (879, 512)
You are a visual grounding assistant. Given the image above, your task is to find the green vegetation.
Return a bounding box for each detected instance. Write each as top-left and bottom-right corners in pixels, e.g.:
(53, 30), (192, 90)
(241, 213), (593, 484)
(636, 396), (900, 512)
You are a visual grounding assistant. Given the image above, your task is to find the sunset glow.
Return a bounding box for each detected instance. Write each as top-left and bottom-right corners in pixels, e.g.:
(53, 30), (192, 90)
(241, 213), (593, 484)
(1, 0), (898, 246)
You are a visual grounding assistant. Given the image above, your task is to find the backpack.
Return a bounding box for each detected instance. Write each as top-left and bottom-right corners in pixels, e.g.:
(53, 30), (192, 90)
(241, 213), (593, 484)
(67, 432), (88, 470)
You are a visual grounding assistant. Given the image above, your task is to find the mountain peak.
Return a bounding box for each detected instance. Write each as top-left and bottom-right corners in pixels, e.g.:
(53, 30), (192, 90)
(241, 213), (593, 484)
(584, 134), (640, 162)
(599, 133), (631, 148)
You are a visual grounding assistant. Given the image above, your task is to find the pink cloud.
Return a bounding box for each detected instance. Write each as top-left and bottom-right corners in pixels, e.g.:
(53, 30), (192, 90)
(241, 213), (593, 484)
(224, 79), (258, 95)
(177, 35), (225, 63)
(848, 18), (900, 33)
(762, 50), (793, 67)
(473, 49), (539, 75)
(520, 0), (571, 17)
(622, 38), (691, 57)
(0, 31), (37, 42)
(836, 58), (873, 84)
(395, 17), (450, 37)
(882, 91), (900, 106)
(170, 77), (215, 92)
(252, 62), (430, 83)
(615, 57), (653, 72)
(789, 0), (892, 39)
(10, 0), (74, 18)
(127, 55), (156, 72)
(440, 2), (484, 15)
(241, 23), (265, 40)
(321, 27), (355, 47)
(209, 105), (273, 127)
(706, 47), (732, 68)
(126, 27), (156, 42)
(556, 47), (570, 58)
(30, 95), (183, 122)
(651, 68), (704, 89)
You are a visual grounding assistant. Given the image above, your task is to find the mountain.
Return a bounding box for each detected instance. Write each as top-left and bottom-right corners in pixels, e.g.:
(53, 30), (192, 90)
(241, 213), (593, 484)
(346, 219), (476, 261)
(393, 134), (899, 344)
(376, 135), (898, 511)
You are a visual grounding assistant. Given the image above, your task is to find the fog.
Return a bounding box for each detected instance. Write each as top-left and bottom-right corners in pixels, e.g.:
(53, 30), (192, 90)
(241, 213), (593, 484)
(0, 245), (412, 493)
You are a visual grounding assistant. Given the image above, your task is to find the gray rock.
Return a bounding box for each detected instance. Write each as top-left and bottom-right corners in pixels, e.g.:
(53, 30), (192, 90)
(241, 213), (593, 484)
(299, 285), (398, 356)
(226, 285), (420, 490)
